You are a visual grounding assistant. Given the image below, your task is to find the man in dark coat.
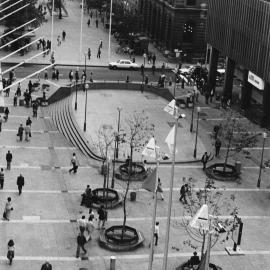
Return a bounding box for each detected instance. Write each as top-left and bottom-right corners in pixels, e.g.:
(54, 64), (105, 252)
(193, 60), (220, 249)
(17, 174), (24, 195)
(41, 261), (52, 270)
(76, 232), (87, 258)
(6, 150), (12, 170)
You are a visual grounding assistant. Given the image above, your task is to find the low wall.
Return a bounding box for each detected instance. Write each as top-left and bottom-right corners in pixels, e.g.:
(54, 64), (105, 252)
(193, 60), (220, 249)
(47, 82), (174, 104)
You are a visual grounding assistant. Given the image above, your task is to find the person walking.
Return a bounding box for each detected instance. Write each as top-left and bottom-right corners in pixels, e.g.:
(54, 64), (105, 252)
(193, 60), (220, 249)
(0, 168), (4, 189)
(69, 70), (74, 82)
(44, 69), (48, 80)
(55, 69), (59, 80)
(7, 239), (15, 265)
(157, 178), (164, 200)
(62, 30), (66, 41)
(140, 64), (144, 76)
(75, 70), (79, 83)
(17, 173), (24, 195)
(95, 18), (98, 28)
(0, 115), (2, 132)
(4, 107), (9, 122)
(179, 183), (188, 204)
(87, 18), (90, 27)
(41, 261), (52, 270)
(25, 124), (31, 142)
(57, 35), (61, 46)
(152, 54), (156, 66)
(201, 152), (211, 171)
(77, 215), (87, 233)
(13, 94), (18, 106)
(88, 48), (91, 60)
(17, 124), (24, 142)
(153, 221), (160, 246)
(3, 197), (13, 221)
(85, 215), (95, 241)
(6, 150), (13, 170)
(97, 205), (107, 229)
(97, 47), (101, 58)
(69, 153), (78, 173)
(215, 138), (222, 157)
(76, 232), (87, 258)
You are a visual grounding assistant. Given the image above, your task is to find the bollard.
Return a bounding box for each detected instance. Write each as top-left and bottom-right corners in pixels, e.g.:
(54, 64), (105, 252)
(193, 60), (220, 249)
(110, 256), (116, 270)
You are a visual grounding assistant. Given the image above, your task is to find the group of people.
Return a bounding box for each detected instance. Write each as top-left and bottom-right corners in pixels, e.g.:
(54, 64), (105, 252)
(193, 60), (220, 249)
(16, 116), (32, 142)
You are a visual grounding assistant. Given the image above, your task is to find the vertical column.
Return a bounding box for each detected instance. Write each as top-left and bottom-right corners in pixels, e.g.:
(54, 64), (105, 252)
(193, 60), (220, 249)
(223, 57), (236, 99)
(261, 82), (270, 127)
(240, 69), (252, 110)
(206, 46), (219, 93)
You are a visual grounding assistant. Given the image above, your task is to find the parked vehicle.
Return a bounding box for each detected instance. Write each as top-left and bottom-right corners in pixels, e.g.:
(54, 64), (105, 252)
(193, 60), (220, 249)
(109, 59), (139, 70)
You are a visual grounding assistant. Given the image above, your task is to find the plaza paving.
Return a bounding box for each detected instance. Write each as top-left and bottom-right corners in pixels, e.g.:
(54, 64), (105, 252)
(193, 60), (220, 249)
(0, 1), (270, 269)
(0, 75), (270, 270)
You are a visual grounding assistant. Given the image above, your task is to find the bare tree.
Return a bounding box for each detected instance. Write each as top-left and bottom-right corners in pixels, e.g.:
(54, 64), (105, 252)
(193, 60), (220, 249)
(178, 178), (239, 259)
(121, 110), (154, 236)
(213, 109), (258, 171)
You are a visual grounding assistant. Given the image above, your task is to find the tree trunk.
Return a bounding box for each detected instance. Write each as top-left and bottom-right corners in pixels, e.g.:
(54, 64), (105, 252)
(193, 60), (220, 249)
(121, 144), (133, 239)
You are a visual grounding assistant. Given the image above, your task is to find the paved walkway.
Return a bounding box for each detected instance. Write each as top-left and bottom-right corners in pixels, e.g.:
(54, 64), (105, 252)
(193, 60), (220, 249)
(0, 0), (177, 69)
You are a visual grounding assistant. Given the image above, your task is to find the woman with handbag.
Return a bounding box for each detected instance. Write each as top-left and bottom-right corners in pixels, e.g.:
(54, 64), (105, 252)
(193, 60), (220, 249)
(3, 197), (13, 221)
(7, 239), (15, 265)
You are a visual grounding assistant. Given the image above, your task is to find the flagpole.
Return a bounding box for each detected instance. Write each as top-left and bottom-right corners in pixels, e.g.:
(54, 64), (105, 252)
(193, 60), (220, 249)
(148, 153), (159, 270)
(162, 117), (178, 270)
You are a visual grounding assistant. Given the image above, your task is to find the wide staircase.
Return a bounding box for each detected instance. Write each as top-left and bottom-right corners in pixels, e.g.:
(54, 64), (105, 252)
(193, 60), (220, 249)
(48, 95), (103, 161)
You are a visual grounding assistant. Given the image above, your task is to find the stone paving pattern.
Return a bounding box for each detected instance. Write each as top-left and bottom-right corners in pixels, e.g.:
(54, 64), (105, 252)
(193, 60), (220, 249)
(1, 1), (270, 270)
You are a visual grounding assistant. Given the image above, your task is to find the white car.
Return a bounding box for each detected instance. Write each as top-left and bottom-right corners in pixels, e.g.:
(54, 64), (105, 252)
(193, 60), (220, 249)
(109, 60), (139, 70)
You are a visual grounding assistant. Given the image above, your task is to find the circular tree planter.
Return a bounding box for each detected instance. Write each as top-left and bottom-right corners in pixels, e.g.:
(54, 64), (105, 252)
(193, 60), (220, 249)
(91, 188), (123, 209)
(176, 261), (222, 270)
(115, 162), (148, 181)
(99, 225), (144, 251)
(205, 163), (239, 181)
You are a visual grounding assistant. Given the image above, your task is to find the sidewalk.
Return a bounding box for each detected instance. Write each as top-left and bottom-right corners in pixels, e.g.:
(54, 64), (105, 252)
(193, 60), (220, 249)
(0, 0), (178, 69)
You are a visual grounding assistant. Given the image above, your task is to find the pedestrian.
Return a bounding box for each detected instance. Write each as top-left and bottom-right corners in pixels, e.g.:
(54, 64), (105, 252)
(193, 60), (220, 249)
(5, 86), (10, 97)
(17, 173), (24, 195)
(75, 70), (79, 83)
(69, 153), (78, 173)
(99, 39), (103, 49)
(179, 183), (188, 204)
(3, 197), (13, 221)
(17, 124), (24, 142)
(0, 168), (4, 189)
(88, 207), (95, 221)
(157, 178), (164, 200)
(13, 94), (18, 106)
(44, 69), (48, 80)
(140, 64), (144, 76)
(7, 239), (15, 265)
(215, 138), (222, 157)
(213, 124), (222, 140)
(89, 72), (93, 83)
(16, 83), (21, 96)
(25, 124), (31, 141)
(95, 18), (98, 28)
(76, 232), (87, 258)
(154, 221), (159, 246)
(6, 150), (13, 170)
(28, 80), (33, 93)
(4, 107), (9, 122)
(32, 102), (38, 117)
(97, 48), (101, 58)
(62, 30), (66, 41)
(152, 54), (156, 66)
(85, 215), (95, 241)
(87, 18), (90, 27)
(26, 116), (32, 127)
(57, 35), (61, 46)
(88, 48), (91, 60)
(0, 115), (2, 132)
(201, 152), (211, 171)
(55, 68), (59, 80)
(145, 75), (149, 85)
(126, 75), (129, 83)
(77, 215), (87, 233)
(97, 205), (107, 229)
(69, 70), (74, 82)
(41, 261), (52, 270)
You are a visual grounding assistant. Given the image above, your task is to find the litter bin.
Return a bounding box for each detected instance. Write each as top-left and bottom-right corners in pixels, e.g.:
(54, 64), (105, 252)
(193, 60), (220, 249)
(19, 99), (24, 106)
(130, 191), (136, 201)
(235, 161), (241, 175)
(110, 256), (116, 270)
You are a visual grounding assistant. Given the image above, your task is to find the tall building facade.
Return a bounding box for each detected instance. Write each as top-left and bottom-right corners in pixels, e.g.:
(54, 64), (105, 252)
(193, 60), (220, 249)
(138, 0), (208, 61)
(206, 0), (270, 126)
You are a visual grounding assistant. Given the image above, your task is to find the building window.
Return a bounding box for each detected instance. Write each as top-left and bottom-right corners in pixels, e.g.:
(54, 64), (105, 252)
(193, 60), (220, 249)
(186, 0), (196, 5)
(183, 21), (195, 43)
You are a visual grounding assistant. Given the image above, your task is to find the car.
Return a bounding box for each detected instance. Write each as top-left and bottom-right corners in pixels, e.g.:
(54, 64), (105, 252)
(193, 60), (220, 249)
(109, 60), (139, 70)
